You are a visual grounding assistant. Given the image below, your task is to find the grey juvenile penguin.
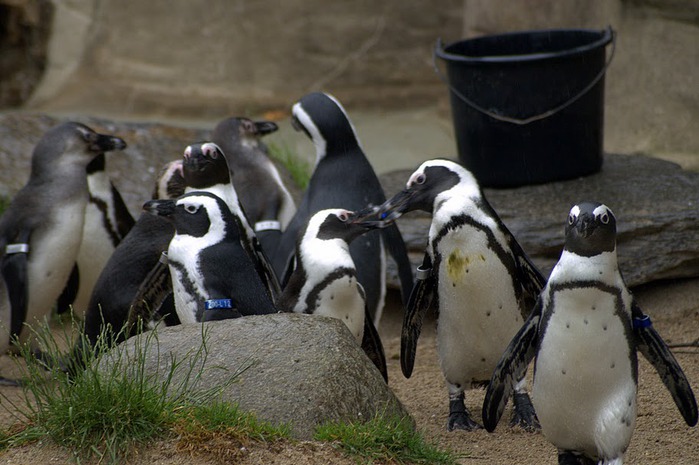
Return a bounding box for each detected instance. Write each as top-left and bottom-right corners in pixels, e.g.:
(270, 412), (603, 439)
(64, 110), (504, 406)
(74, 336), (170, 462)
(0, 123), (125, 379)
(211, 116), (296, 231)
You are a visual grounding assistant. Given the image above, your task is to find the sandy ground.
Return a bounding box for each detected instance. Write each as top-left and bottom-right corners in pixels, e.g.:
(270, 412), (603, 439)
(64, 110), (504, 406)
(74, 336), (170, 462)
(0, 278), (698, 464)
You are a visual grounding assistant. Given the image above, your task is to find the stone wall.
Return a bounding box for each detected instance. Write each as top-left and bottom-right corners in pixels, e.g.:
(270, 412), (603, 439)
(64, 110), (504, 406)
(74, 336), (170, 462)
(2, 0), (698, 160)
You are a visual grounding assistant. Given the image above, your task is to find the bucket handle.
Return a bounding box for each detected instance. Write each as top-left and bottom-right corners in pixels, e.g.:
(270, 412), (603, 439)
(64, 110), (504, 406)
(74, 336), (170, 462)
(433, 27), (616, 125)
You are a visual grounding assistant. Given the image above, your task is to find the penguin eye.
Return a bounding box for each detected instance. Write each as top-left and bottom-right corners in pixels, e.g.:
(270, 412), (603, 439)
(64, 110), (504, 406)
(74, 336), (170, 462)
(338, 212), (349, 222)
(599, 212), (610, 224)
(243, 120), (256, 133)
(184, 204), (199, 214)
(568, 214), (576, 225)
(414, 173), (426, 185)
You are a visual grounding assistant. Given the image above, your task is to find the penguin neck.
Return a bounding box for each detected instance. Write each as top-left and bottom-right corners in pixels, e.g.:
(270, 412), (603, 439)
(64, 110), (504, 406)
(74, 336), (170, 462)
(301, 237), (354, 271)
(185, 183), (254, 241)
(312, 133), (362, 168)
(551, 249), (622, 286)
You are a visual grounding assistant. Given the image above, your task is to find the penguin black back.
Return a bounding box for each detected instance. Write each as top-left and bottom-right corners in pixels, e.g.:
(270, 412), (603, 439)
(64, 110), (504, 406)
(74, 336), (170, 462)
(275, 92), (413, 325)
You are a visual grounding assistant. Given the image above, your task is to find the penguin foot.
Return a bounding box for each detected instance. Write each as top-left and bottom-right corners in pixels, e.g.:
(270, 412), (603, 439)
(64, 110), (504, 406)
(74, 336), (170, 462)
(447, 411), (482, 431)
(510, 392), (540, 432)
(447, 396), (482, 431)
(557, 451), (596, 465)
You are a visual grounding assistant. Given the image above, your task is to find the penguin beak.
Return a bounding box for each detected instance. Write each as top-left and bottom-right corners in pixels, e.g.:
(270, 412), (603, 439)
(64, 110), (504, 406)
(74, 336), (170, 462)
(254, 120), (279, 136)
(90, 133), (127, 153)
(349, 203), (401, 229)
(576, 214), (596, 238)
(355, 188), (418, 228)
(347, 208), (382, 230)
(143, 199), (176, 218)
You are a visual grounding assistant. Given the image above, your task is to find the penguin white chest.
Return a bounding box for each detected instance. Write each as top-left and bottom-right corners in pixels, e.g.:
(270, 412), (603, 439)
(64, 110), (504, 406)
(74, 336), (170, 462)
(435, 225), (523, 385)
(25, 200), (86, 331)
(301, 275), (365, 343)
(168, 239), (208, 324)
(72, 201), (117, 317)
(533, 287), (636, 460)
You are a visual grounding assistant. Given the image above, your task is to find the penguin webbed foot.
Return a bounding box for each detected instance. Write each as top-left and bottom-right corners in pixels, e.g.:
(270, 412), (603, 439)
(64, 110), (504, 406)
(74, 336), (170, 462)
(557, 451), (596, 465)
(509, 392), (540, 432)
(447, 395), (482, 431)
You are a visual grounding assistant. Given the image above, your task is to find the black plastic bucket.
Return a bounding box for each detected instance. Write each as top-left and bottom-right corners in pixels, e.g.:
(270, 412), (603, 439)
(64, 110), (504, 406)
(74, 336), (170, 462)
(435, 27), (614, 187)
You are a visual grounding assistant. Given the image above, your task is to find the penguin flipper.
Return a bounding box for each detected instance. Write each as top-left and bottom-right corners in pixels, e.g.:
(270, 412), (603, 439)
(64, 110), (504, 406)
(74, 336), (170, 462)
(1, 231), (31, 337)
(252, 236), (283, 302)
(110, 182), (136, 238)
(510, 238), (546, 317)
(380, 224), (414, 306)
(128, 255), (173, 329)
(56, 263), (80, 315)
(483, 298), (542, 432)
(632, 302), (698, 427)
(361, 303), (388, 382)
(400, 253), (435, 379)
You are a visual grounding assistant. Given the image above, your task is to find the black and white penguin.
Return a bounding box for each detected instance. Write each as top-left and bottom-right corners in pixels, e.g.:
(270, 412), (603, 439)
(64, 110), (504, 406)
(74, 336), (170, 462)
(56, 152), (135, 319)
(0, 123), (126, 363)
(78, 160), (184, 356)
(182, 141), (281, 301)
(277, 208), (387, 381)
(273, 92), (413, 326)
(368, 158), (544, 431)
(144, 191), (277, 323)
(483, 202), (697, 464)
(211, 116), (296, 231)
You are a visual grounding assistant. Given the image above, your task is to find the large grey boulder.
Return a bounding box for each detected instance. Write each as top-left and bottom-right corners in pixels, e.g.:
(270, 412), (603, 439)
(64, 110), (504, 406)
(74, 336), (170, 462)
(101, 313), (410, 440)
(382, 153), (699, 287)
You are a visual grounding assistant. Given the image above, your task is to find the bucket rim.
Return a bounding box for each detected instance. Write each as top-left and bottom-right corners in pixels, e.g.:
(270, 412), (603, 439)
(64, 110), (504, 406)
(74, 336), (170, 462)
(435, 27), (613, 64)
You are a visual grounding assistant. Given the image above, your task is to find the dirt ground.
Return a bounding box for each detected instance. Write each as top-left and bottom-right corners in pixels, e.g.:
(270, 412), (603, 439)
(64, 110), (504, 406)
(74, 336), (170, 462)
(0, 278), (698, 464)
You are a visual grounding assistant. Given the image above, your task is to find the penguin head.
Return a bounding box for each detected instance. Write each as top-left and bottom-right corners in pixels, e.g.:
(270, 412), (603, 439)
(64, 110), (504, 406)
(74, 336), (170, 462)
(31, 122), (126, 176)
(564, 202), (617, 257)
(304, 208), (377, 246)
(182, 142), (230, 189)
(370, 159), (480, 222)
(143, 191), (236, 240)
(212, 117), (278, 153)
(291, 92), (362, 163)
(153, 159), (186, 200)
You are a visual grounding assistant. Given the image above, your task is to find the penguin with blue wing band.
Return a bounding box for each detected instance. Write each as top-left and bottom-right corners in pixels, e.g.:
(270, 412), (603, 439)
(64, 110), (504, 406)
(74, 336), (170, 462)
(144, 191), (277, 323)
(183, 142), (281, 302)
(483, 202), (697, 464)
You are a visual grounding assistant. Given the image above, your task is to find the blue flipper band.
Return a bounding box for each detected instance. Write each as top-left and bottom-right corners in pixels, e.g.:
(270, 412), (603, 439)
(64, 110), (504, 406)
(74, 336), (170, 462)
(633, 314), (652, 329)
(5, 243), (29, 254)
(205, 299), (233, 310)
(415, 265), (431, 281)
(255, 221), (281, 232)
(159, 252), (168, 265)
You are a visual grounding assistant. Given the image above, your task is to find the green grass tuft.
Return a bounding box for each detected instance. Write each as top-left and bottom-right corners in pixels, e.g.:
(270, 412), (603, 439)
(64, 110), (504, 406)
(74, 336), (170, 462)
(0, 318), (262, 464)
(267, 141), (312, 189)
(314, 413), (462, 465)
